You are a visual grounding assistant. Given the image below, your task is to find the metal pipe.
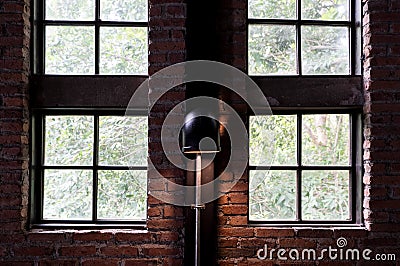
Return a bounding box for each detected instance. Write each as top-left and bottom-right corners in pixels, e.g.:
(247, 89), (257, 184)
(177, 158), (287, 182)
(195, 153), (201, 266)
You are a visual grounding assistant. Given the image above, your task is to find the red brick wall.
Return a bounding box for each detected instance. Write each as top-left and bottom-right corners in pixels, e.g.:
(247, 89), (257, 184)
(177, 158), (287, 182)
(216, 0), (400, 265)
(0, 0), (186, 264)
(1, 0), (400, 265)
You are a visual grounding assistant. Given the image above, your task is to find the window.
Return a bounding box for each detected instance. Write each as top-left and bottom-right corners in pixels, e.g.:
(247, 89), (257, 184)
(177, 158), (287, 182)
(35, 0), (148, 74)
(31, 0), (149, 227)
(248, 0), (357, 75)
(248, 112), (361, 224)
(32, 112), (148, 226)
(246, 0), (362, 225)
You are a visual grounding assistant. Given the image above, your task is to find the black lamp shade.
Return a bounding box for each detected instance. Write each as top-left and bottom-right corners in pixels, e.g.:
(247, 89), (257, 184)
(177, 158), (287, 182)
(181, 111), (221, 154)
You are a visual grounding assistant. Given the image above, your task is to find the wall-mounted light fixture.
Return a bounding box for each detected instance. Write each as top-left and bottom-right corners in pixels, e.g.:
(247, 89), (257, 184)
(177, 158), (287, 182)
(181, 110), (220, 266)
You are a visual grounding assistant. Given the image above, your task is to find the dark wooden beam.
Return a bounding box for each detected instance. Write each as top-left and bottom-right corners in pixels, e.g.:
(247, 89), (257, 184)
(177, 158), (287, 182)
(30, 75), (147, 108)
(252, 76), (363, 108)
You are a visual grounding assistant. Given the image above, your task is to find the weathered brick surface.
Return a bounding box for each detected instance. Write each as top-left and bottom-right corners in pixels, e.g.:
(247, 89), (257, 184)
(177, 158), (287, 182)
(0, 0), (185, 264)
(1, 0), (400, 265)
(215, 0), (400, 265)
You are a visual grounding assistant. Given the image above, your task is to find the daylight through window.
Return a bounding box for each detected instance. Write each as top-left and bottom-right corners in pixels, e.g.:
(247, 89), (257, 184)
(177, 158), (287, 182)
(248, 0), (354, 75)
(249, 113), (358, 224)
(38, 115), (148, 223)
(41, 0), (148, 74)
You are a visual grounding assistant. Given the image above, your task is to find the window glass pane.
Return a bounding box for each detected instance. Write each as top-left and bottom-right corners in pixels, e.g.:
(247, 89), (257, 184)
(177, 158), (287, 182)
(250, 115), (296, 166)
(98, 170), (146, 219)
(248, 25), (296, 75)
(301, 26), (349, 75)
(249, 170), (296, 220)
(45, 26), (95, 74)
(302, 114), (350, 166)
(248, 0), (296, 19)
(43, 170), (92, 220)
(100, 0), (148, 22)
(45, 0), (94, 20)
(99, 116), (148, 166)
(302, 170), (350, 220)
(45, 116), (94, 166)
(100, 27), (148, 75)
(302, 0), (349, 21)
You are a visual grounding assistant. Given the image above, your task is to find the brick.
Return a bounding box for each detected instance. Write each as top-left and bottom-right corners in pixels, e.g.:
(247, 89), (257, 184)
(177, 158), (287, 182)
(369, 12), (400, 23)
(391, 187), (400, 198)
(0, 221), (21, 231)
(59, 246), (96, 257)
(124, 259), (158, 266)
(367, 223), (400, 232)
(254, 228), (295, 238)
(367, 80), (400, 90)
(142, 247), (181, 256)
(392, 0), (400, 10)
(218, 247), (254, 258)
(228, 216), (247, 226)
(14, 246), (54, 256)
(147, 206), (162, 217)
(163, 205), (183, 217)
(229, 182), (248, 192)
(72, 232), (113, 242)
(0, 233), (25, 243)
(278, 238), (316, 248)
(161, 258), (183, 265)
(0, 209), (20, 220)
(333, 229), (368, 239)
(1, 262), (32, 266)
(361, 237), (398, 247)
(219, 227), (254, 237)
(155, 231), (179, 242)
(166, 5), (185, 17)
(228, 193), (247, 204)
(3, 96), (27, 107)
(27, 232), (66, 242)
(217, 260), (236, 266)
(369, 199), (400, 209)
(240, 238), (275, 248)
(115, 231), (152, 242)
(39, 260), (79, 266)
(365, 186), (388, 198)
(364, 0), (389, 12)
(100, 246), (138, 256)
(81, 259), (119, 266)
(296, 229), (334, 238)
(219, 238), (239, 248)
(221, 205), (248, 215)
(370, 175), (400, 185)
(146, 218), (184, 229)
(0, 246), (6, 257)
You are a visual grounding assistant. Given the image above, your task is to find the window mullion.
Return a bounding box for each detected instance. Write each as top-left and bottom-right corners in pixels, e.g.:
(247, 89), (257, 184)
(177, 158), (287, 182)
(350, 114), (357, 223)
(95, 0), (100, 74)
(350, 0), (356, 76)
(93, 115), (99, 221)
(39, 115), (46, 222)
(297, 0), (302, 75)
(296, 114), (302, 221)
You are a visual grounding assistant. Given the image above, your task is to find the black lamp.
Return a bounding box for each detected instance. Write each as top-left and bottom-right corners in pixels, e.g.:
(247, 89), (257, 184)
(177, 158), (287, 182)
(182, 110), (221, 154)
(181, 110), (220, 266)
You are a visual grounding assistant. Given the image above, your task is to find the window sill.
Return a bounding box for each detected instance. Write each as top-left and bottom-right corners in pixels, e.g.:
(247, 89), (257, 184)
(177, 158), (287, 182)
(30, 223), (147, 230)
(249, 223), (366, 229)
(26, 227), (153, 243)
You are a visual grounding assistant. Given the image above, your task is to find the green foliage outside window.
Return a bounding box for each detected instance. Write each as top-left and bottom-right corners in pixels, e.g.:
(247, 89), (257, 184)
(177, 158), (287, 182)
(248, 0), (350, 75)
(43, 116), (147, 220)
(249, 114), (351, 221)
